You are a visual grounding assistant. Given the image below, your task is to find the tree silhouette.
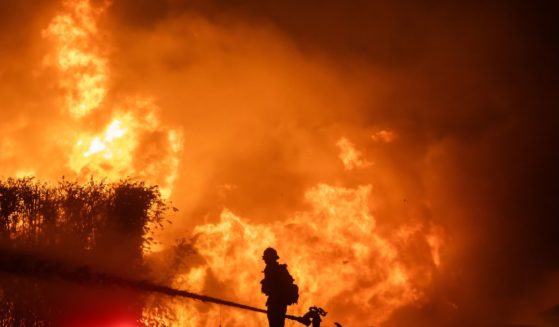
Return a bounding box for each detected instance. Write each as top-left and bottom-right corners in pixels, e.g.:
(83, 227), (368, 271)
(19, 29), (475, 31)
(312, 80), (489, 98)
(0, 177), (168, 326)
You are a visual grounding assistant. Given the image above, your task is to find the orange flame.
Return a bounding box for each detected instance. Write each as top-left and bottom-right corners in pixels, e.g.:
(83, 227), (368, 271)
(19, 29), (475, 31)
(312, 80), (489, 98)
(43, 0), (110, 118)
(336, 137), (372, 170)
(42, 0), (183, 198)
(37, 1), (445, 326)
(160, 183), (442, 326)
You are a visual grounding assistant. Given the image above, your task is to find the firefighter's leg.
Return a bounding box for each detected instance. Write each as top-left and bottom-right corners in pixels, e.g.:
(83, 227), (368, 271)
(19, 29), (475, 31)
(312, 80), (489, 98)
(267, 305), (287, 327)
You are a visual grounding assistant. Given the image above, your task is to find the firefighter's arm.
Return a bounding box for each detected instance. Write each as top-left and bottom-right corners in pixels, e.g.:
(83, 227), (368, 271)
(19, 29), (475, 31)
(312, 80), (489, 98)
(261, 278), (271, 295)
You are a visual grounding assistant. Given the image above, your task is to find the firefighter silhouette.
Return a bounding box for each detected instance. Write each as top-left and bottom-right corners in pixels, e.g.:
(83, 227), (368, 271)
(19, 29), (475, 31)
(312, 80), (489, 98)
(261, 247), (298, 327)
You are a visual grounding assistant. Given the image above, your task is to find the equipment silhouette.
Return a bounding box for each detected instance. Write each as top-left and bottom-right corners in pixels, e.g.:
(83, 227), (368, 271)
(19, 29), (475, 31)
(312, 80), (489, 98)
(0, 249), (336, 326)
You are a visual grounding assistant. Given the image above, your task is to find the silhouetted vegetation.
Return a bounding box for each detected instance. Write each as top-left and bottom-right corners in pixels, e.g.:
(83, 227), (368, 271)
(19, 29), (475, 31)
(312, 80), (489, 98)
(0, 177), (168, 326)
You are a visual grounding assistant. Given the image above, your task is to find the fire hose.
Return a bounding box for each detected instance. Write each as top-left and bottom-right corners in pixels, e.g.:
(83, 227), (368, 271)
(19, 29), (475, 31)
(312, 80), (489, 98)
(0, 250), (332, 326)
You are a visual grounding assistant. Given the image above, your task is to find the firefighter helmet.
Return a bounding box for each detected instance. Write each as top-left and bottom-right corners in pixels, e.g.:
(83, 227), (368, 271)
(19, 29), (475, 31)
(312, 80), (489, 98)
(263, 247), (279, 261)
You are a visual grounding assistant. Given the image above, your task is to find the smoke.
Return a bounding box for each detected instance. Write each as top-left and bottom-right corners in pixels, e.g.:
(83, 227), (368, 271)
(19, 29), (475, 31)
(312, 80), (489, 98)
(101, 1), (559, 326)
(1, 0), (558, 326)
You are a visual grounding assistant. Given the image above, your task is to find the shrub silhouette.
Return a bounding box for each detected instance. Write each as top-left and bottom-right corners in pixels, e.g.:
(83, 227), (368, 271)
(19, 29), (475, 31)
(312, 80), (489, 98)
(0, 177), (168, 326)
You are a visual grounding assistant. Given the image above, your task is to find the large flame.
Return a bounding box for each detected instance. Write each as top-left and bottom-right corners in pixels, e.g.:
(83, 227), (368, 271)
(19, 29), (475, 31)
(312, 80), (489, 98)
(42, 0), (110, 118)
(3, 0), (555, 325)
(3, 0), (447, 325)
(157, 181), (442, 326)
(42, 0), (183, 198)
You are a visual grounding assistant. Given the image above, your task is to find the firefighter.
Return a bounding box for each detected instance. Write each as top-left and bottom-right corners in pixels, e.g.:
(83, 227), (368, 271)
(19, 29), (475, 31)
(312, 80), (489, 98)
(261, 247), (298, 327)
